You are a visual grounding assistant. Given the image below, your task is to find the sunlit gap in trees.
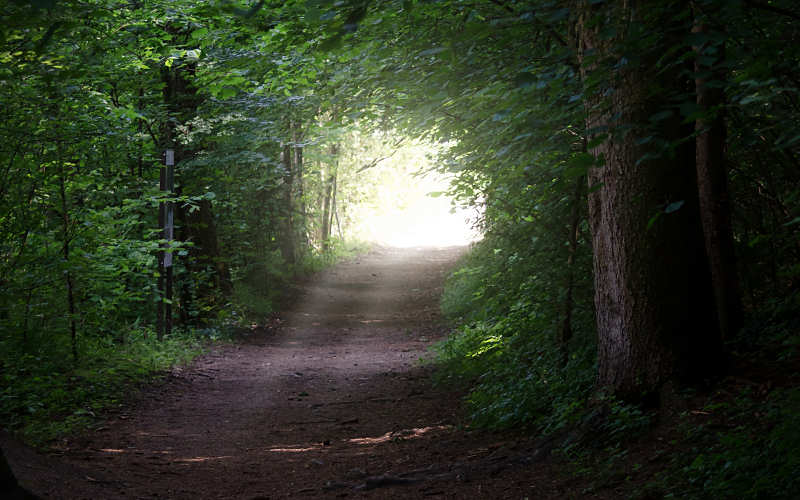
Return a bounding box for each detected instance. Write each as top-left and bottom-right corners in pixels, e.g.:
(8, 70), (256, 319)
(345, 137), (482, 248)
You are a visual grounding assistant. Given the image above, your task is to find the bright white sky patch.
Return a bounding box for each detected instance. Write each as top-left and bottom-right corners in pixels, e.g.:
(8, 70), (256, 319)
(360, 172), (480, 248)
(335, 134), (482, 248)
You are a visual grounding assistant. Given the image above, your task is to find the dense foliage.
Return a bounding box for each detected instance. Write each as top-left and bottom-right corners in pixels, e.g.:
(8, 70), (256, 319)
(1, 0), (389, 442)
(2, 0), (799, 496)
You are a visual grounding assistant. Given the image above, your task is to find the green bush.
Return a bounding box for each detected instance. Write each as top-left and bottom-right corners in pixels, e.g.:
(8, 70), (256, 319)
(436, 230), (596, 433)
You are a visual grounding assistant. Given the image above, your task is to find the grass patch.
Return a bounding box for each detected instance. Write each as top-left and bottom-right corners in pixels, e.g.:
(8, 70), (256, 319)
(300, 238), (372, 274)
(0, 328), (209, 446)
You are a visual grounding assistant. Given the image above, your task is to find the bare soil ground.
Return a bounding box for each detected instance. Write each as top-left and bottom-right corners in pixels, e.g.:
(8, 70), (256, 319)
(2, 246), (572, 499)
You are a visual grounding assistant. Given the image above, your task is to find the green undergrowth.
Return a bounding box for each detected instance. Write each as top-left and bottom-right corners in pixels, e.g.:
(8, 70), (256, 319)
(436, 238), (800, 499)
(435, 317), (597, 432)
(435, 233), (599, 434)
(559, 295), (800, 499)
(669, 386), (800, 499)
(0, 328), (212, 446)
(662, 296), (800, 499)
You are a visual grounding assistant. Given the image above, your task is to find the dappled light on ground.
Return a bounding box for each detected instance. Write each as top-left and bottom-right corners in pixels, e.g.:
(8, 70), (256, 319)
(348, 425), (452, 445)
(174, 455), (232, 463)
(268, 445), (323, 453)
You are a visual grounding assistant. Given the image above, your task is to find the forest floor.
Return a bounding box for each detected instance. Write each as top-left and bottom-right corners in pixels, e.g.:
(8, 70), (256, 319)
(2, 246), (597, 499)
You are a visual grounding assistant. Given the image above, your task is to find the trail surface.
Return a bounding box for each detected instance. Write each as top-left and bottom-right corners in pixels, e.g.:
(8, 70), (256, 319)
(4, 246), (565, 499)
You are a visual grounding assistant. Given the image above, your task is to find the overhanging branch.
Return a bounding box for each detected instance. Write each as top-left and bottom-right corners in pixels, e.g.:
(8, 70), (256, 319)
(357, 137), (406, 173)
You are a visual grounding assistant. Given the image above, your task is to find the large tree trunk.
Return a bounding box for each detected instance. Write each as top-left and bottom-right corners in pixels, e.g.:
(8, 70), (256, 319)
(580, 1), (723, 398)
(1, 446), (39, 499)
(693, 15), (743, 340)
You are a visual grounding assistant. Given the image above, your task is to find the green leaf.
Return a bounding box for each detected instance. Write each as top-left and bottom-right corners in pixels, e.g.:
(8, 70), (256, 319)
(664, 200), (684, 214)
(647, 212), (662, 230)
(784, 216), (800, 227)
(218, 86), (237, 99)
(492, 109), (511, 122)
(419, 47), (447, 57)
(495, 145), (512, 158)
(679, 101), (702, 122)
(649, 110), (673, 122)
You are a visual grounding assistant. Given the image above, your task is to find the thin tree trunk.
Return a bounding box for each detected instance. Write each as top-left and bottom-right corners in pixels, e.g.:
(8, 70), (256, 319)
(22, 288), (32, 345)
(292, 122), (308, 249)
(329, 172), (338, 241)
(693, 15), (743, 340)
(137, 86), (144, 178)
(559, 172), (585, 366)
(334, 190), (344, 240)
(58, 159), (78, 362)
(321, 144), (338, 249)
(161, 50), (229, 322)
(157, 175), (165, 340)
(280, 142), (296, 265)
(321, 174), (332, 245)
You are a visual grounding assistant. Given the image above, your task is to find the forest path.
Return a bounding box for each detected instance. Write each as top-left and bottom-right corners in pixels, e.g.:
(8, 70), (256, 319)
(6, 246), (565, 499)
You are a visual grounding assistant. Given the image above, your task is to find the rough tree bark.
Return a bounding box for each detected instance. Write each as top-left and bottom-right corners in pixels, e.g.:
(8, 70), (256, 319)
(580, 1), (724, 398)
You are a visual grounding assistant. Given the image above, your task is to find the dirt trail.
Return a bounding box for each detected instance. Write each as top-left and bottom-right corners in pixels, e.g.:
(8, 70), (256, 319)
(4, 246), (564, 499)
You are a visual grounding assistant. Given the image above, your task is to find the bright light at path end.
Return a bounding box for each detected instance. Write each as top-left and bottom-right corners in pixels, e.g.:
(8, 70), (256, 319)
(361, 173), (482, 248)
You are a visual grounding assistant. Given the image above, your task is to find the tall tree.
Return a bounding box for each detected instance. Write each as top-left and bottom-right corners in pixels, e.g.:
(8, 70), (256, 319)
(579, 1), (724, 398)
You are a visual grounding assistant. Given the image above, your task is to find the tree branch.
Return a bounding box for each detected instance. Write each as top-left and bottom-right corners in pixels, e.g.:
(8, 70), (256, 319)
(357, 137), (406, 173)
(744, 0), (800, 21)
(487, 0), (568, 48)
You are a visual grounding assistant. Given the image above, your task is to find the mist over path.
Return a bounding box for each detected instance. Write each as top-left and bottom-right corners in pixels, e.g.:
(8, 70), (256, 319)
(2, 246), (529, 498)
